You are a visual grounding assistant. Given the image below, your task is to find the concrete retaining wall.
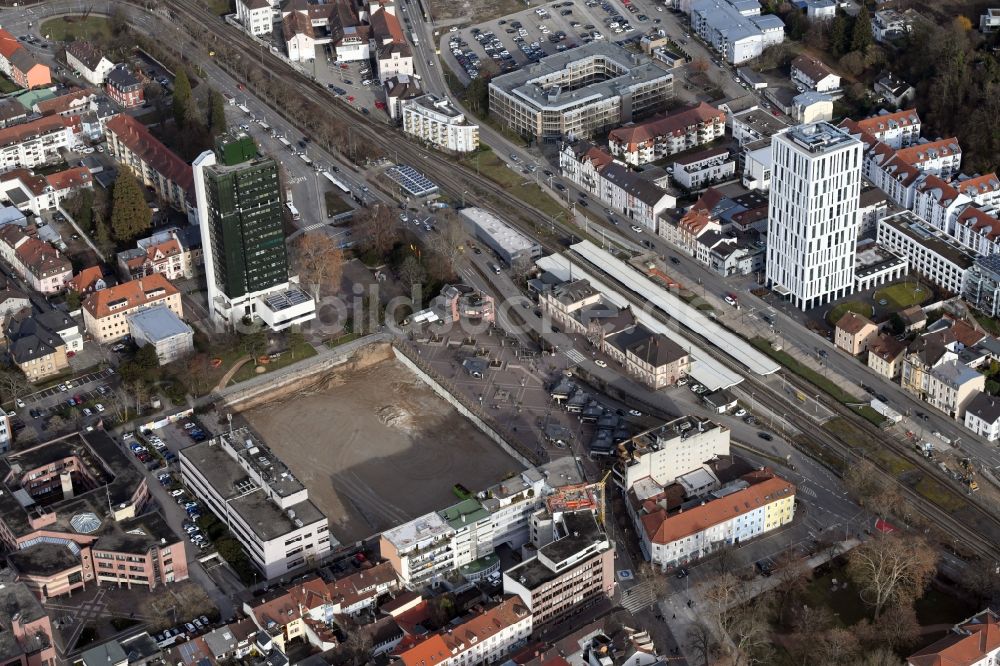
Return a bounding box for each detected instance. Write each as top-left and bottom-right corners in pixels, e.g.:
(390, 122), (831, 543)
(391, 346), (532, 469)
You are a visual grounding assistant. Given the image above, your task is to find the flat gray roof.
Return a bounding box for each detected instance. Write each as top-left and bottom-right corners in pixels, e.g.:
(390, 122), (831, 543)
(489, 41), (672, 112)
(881, 211), (975, 269)
(128, 305), (192, 342)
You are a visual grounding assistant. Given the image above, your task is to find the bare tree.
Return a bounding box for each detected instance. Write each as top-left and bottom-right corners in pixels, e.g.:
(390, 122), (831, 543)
(0, 369), (30, 404)
(844, 459), (898, 519)
(728, 596), (774, 666)
(430, 209), (465, 273)
(860, 600), (921, 651)
(398, 256), (427, 291)
(814, 627), (859, 665)
(293, 232), (345, 301)
(360, 204), (398, 260)
(107, 387), (132, 424)
(686, 621), (718, 666)
(637, 562), (670, 601)
(770, 550), (811, 622)
(856, 646), (906, 666)
(847, 534), (937, 618)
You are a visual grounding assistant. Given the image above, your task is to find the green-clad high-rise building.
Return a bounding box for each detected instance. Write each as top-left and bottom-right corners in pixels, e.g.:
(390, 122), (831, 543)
(193, 133), (315, 330)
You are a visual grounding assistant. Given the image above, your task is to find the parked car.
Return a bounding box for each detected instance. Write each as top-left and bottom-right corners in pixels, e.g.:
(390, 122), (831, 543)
(628, 409), (642, 417)
(594, 359), (607, 368)
(170, 489), (185, 497)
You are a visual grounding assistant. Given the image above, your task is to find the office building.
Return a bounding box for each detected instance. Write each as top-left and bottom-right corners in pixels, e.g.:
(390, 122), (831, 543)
(503, 511), (614, 627)
(128, 305), (195, 364)
(766, 122), (863, 310)
(876, 211), (975, 296)
(400, 94), (479, 153)
(0, 572), (57, 664)
(193, 133), (316, 330)
(179, 428), (334, 580)
(488, 42), (674, 142)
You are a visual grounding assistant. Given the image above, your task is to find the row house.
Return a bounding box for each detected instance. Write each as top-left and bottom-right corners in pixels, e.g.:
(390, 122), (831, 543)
(900, 315), (985, 403)
(560, 142), (676, 231)
(33, 87), (99, 121)
(0, 226), (72, 294)
(0, 115), (74, 171)
(105, 114), (194, 217)
(635, 471), (795, 568)
(395, 596), (532, 666)
(116, 237), (187, 282)
(923, 360), (985, 419)
(955, 172), (1000, 208)
(0, 167), (93, 217)
(608, 102), (726, 166)
(0, 28), (50, 89)
(66, 41), (116, 86)
(953, 206), (1000, 257)
(851, 108), (920, 149)
(913, 174), (970, 234)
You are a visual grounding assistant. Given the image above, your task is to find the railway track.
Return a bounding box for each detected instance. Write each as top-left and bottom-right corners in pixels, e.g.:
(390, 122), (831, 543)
(151, 0), (1000, 560)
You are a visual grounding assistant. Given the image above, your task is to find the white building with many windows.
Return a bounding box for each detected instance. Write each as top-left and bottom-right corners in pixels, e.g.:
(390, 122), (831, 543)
(400, 94), (479, 153)
(236, 0), (274, 35)
(179, 428), (335, 580)
(766, 122), (863, 310)
(614, 416), (731, 489)
(689, 0), (784, 64)
(877, 211), (975, 296)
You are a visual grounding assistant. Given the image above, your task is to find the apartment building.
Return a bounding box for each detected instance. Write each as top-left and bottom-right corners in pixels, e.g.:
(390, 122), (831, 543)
(104, 65), (144, 109)
(637, 472), (795, 568)
(179, 428), (334, 580)
(963, 393), (1000, 442)
(503, 511), (614, 627)
(0, 431), (188, 601)
(924, 360), (985, 419)
(0, 226), (71, 295)
(489, 42), (674, 142)
(876, 211), (975, 296)
(0, 166), (93, 217)
(956, 173), (1000, 208)
(851, 108), (921, 149)
(127, 305), (194, 364)
(0, 29), (51, 89)
(614, 416), (730, 489)
(0, 115), (73, 171)
(607, 102), (726, 166)
(867, 333), (907, 380)
(396, 596), (532, 666)
(559, 143), (675, 231)
(913, 175), (970, 234)
(116, 236), (187, 282)
(380, 512), (457, 589)
(689, 0), (784, 64)
(236, 0), (274, 35)
(671, 147), (735, 190)
(953, 207), (1000, 257)
(790, 55), (840, 92)
(900, 316), (985, 401)
(5, 310), (76, 382)
(865, 137), (963, 209)
(66, 41), (115, 85)
(766, 122), (863, 310)
(965, 255), (1000, 318)
(400, 94), (479, 153)
(105, 114), (194, 216)
(81, 273), (183, 344)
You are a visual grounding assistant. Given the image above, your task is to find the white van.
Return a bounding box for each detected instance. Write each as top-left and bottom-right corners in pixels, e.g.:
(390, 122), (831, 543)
(489, 262), (501, 274)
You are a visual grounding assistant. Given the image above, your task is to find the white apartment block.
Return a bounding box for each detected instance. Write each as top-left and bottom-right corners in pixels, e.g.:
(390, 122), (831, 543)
(179, 428), (335, 580)
(851, 109), (921, 150)
(614, 416), (730, 490)
(877, 211), (975, 296)
(689, 0), (784, 64)
(607, 102), (726, 166)
(638, 474), (795, 568)
(401, 95), (479, 153)
(671, 147), (735, 190)
(0, 116), (73, 171)
(236, 0), (273, 35)
(766, 122), (863, 310)
(953, 207), (1000, 257)
(964, 393), (1000, 442)
(913, 175), (972, 234)
(742, 141), (772, 191)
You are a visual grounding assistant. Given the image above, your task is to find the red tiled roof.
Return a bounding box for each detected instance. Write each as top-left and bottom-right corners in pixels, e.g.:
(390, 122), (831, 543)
(915, 174), (960, 206)
(46, 166), (92, 191)
(105, 114), (193, 194)
(956, 207), (1000, 242)
(69, 266), (105, 293)
(956, 173), (1000, 198)
(640, 474), (794, 545)
(0, 29), (20, 59)
(894, 137), (962, 166)
(82, 273), (178, 320)
(836, 311), (876, 335)
(247, 576), (330, 627)
(608, 102), (725, 149)
(370, 7), (405, 43)
(0, 226), (71, 279)
(856, 108), (920, 134)
(34, 87), (95, 115)
(0, 115), (71, 149)
(908, 611), (1000, 666)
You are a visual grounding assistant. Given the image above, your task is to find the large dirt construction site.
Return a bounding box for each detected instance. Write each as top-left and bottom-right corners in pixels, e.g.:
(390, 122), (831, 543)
(242, 352), (522, 543)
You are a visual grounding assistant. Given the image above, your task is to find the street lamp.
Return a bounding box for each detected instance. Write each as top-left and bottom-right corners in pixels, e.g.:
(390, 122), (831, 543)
(461, 190), (468, 207)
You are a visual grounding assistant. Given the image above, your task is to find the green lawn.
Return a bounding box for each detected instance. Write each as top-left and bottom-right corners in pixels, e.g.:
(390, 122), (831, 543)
(875, 282), (930, 310)
(459, 147), (566, 220)
(204, 0), (233, 14)
(827, 300), (872, 326)
(228, 341), (317, 384)
(40, 16), (112, 42)
(325, 191), (353, 216)
(913, 476), (966, 513)
(0, 75), (19, 94)
(751, 337), (859, 403)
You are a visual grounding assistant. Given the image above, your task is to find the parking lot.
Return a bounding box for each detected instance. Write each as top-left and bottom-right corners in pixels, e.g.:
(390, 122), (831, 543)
(443, 0), (665, 83)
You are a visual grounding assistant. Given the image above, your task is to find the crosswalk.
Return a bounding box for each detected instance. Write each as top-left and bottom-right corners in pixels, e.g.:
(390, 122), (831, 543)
(565, 349), (587, 365)
(620, 581), (656, 613)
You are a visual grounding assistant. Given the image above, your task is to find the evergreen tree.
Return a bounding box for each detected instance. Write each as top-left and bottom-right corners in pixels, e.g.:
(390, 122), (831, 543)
(852, 6), (873, 53)
(172, 68), (192, 128)
(110, 169), (152, 243)
(829, 11), (849, 56)
(208, 88), (227, 138)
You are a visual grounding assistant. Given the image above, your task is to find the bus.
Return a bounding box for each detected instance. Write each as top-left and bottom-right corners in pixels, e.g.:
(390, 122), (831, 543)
(322, 171), (350, 193)
(285, 202), (300, 220)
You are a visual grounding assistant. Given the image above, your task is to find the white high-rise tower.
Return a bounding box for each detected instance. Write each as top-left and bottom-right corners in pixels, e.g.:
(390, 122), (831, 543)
(766, 122), (863, 310)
